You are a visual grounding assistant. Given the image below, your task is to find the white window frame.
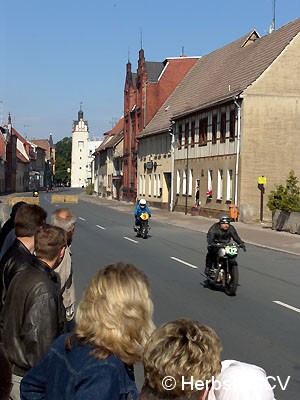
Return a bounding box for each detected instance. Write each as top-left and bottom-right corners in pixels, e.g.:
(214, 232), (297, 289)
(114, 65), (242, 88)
(176, 169), (181, 194)
(183, 169), (187, 195)
(227, 169), (233, 201)
(208, 170), (213, 191)
(148, 174), (152, 197)
(188, 169), (193, 196)
(217, 169), (223, 200)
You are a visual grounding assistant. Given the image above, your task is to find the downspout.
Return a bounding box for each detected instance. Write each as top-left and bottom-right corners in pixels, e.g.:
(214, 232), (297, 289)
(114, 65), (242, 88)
(169, 120), (175, 212)
(234, 97), (241, 214)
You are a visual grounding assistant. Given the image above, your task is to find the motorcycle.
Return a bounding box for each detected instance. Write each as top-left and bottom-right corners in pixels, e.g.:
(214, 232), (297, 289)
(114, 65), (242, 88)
(206, 242), (240, 296)
(33, 190), (39, 198)
(134, 213), (150, 239)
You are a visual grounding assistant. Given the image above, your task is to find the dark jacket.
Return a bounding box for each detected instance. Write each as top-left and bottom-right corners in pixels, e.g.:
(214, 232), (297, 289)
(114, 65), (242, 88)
(1, 259), (66, 376)
(207, 223), (245, 247)
(0, 239), (35, 315)
(20, 333), (139, 400)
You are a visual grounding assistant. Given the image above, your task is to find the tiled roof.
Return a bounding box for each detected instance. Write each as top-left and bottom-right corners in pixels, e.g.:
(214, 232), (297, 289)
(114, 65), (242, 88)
(139, 18), (300, 138)
(145, 61), (165, 82)
(95, 117), (124, 152)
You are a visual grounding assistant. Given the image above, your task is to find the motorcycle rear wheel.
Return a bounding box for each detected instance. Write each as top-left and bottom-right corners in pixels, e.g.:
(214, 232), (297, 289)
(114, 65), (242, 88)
(224, 264), (238, 296)
(142, 229), (148, 239)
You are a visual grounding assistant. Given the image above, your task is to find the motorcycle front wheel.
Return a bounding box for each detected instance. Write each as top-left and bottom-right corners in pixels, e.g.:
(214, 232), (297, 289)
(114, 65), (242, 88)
(224, 263), (238, 296)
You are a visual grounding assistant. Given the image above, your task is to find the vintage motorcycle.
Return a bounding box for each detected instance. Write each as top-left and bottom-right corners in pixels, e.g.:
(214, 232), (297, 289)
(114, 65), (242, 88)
(206, 242), (240, 296)
(134, 212), (150, 239)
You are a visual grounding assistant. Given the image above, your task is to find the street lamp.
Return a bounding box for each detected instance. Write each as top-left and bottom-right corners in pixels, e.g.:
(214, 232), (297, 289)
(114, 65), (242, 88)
(184, 126), (189, 215)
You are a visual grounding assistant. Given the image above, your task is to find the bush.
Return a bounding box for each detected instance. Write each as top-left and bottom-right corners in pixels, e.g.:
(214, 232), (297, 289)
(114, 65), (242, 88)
(267, 170), (300, 213)
(85, 184), (94, 195)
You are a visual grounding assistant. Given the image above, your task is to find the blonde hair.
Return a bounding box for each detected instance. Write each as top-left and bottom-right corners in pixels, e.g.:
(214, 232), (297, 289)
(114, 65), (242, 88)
(75, 262), (154, 365)
(141, 319), (222, 399)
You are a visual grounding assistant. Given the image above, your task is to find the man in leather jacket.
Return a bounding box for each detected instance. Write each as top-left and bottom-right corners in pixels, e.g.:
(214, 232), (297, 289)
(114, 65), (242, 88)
(1, 225), (67, 400)
(205, 215), (246, 275)
(0, 204), (47, 318)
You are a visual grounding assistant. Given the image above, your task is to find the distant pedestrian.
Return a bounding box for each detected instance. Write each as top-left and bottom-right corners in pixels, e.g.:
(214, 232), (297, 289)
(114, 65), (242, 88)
(195, 186), (200, 206)
(21, 262), (155, 400)
(2, 225), (67, 400)
(51, 208), (77, 330)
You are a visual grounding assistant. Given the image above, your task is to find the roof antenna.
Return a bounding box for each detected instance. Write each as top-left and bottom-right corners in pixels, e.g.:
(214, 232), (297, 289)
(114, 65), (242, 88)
(269, 0), (276, 33)
(140, 27), (143, 49)
(128, 47), (130, 63)
(181, 46), (185, 56)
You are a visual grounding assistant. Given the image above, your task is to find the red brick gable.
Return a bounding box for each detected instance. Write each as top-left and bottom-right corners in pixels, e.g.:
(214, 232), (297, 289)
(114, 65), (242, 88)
(0, 134), (6, 159)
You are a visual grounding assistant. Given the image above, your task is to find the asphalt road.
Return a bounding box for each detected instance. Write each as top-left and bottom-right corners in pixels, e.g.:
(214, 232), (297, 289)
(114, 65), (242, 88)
(35, 191), (300, 399)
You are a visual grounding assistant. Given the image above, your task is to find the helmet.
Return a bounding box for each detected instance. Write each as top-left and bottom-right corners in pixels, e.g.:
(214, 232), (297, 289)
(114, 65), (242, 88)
(139, 198), (147, 208)
(219, 215), (231, 224)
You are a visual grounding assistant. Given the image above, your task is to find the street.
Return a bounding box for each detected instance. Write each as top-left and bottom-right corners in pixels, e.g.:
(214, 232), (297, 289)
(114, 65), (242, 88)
(33, 190), (300, 399)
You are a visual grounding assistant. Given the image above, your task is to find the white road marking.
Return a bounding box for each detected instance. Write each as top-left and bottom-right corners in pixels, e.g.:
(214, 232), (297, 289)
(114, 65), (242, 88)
(273, 300), (300, 314)
(78, 217), (85, 221)
(123, 237), (139, 244)
(96, 225), (106, 230)
(170, 256), (198, 269)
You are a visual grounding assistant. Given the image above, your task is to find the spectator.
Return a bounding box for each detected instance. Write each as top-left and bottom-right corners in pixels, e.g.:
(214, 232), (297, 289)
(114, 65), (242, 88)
(51, 208), (77, 329)
(195, 186), (200, 206)
(0, 343), (12, 400)
(208, 359), (276, 400)
(2, 225), (67, 400)
(0, 201), (26, 260)
(21, 262), (155, 400)
(140, 318), (222, 400)
(0, 204), (47, 317)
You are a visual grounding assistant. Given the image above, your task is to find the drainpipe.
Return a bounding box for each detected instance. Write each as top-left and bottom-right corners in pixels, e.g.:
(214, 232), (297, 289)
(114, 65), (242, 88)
(234, 97), (241, 212)
(169, 120), (175, 212)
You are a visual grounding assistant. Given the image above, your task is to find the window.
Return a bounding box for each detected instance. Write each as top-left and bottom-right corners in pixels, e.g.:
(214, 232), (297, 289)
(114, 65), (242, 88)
(139, 175), (143, 196)
(178, 125), (182, 149)
(191, 121), (195, 147)
(230, 110), (235, 141)
(212, 115), (217, 144)
(184, 123), (189, 148)
(143, 175), (146, 196)
(78, 141), (84, 149)
(189, 169), (193, 196)
(148, 175), (152, 197)
(158, 174), (162, 197)
(183, 169), (187, 195)
(220, 113), (226, 143)
(208, 170), (213, 193)
(217, 169), (223, 200)
(199, 117), (208, 145)
(227, 169), (233, 201)
(176, 170), (181, 194)
(154, 174), (157, 197)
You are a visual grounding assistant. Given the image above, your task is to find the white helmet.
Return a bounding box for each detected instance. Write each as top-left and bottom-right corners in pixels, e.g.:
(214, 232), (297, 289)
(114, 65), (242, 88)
(139, 198), (146, 208)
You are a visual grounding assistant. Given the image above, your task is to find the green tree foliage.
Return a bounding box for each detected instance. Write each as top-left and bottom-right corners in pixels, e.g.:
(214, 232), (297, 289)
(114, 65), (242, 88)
(54, 137), (72, 184)
(267, 170), (300, 212)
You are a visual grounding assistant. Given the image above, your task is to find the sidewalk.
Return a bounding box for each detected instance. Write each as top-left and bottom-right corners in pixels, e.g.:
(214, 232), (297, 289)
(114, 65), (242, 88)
(79, 193), (300, 256)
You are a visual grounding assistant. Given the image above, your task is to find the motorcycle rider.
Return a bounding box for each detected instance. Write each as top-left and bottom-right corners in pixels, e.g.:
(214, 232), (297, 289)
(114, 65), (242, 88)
(205, 215), (246, 275)
(134, 199), (151, 231)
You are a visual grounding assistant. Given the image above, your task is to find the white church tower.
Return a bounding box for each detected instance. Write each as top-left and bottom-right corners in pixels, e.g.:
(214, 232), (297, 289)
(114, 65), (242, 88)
(71, 106), (89, 188)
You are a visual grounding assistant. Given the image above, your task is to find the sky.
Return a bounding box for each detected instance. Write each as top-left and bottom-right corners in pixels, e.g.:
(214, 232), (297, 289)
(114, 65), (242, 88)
(1, 0), (299, 144)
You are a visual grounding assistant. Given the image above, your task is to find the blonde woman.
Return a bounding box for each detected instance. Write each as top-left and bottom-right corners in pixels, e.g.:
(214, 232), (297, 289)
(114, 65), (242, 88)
(20, 262), (155, 400)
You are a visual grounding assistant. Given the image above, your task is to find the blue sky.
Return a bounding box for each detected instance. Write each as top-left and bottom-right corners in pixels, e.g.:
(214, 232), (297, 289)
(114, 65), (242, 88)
(1, 0), (299, 144)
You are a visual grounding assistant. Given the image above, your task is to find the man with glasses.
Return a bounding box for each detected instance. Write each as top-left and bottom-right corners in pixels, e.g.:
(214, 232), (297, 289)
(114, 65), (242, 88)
(205, 215), (246, 276)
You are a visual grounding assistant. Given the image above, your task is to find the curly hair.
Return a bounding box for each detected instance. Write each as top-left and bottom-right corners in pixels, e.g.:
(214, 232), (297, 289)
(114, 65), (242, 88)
(74, 262), (155, 365)
(141, 319), (222, 399)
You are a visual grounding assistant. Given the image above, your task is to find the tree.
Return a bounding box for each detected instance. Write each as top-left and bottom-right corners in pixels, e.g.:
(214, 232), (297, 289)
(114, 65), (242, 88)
(267, 170), (300, 213)
(54, 137), (72, 184)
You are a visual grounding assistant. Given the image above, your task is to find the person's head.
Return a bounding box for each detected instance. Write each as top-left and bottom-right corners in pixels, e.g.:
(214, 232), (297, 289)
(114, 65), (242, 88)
(74, 262), (154, 364)
(34, 225), (67, 269)
(0, 343), (12, 400)
(51, 208), (77, 244)
(14, 204), (47, 237)
(10, 201), (26, 219)
(218, 216), (231, 231)
(208, 360), (276, 400)
(139, 198), (147, 209)
(140, 319), (222, 400)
